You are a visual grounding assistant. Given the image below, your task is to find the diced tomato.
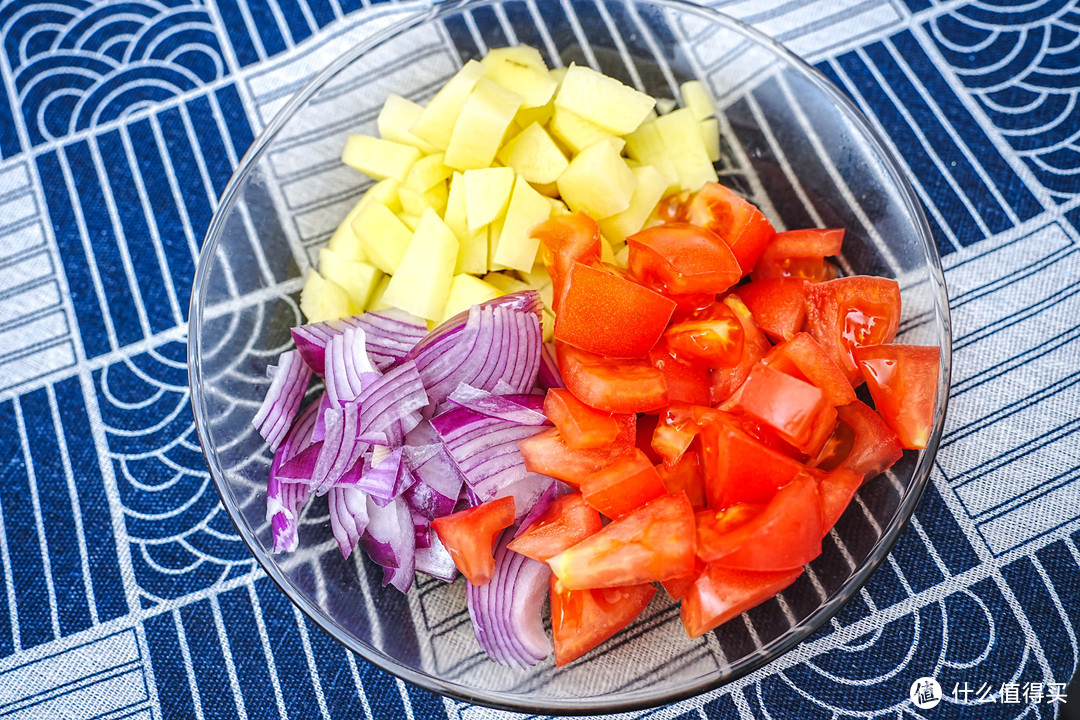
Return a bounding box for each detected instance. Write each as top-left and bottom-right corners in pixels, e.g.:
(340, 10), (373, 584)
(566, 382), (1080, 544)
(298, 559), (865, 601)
(555, 262), (675, 358)
(708, 295), (771, 404)
(661, 557), (705, 601)
(580, 449), (668, 519)
(543, 388), (620, 450)
(816, 468), (864, 537)
(533, 212), (601, 312)
(656, 450), (707, 509)
(507, 493), (602, 562)
(547, 493), (696, 589)
(812, 399), (903, 480)
(853, 344), (940, 450)
(736, 277), (808, 343)
(696, 474), (822, 570)
(647, 342), (713, 406)
(723, 364), (837, 455)
(664, 302), (744, 367)
(550, 576), (656, 666)
(627, 223), (741, 296)
(681, 183), (776, 275)
(518, 426), (630, 486)
(753, 228), (844, 283)
(557, 343), (668, 413)
(762, 332), (857, 407)
(697, 413), (806, 507)
(680, 564), (802, 639)
(430, 496), (516, 586)
(651, 413), (698, 465)
(805, 276), (901, 385)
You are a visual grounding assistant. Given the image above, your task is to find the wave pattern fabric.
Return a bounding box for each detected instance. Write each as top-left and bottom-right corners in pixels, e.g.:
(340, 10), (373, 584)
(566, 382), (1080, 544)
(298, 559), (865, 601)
(0, 0), (1077, 718)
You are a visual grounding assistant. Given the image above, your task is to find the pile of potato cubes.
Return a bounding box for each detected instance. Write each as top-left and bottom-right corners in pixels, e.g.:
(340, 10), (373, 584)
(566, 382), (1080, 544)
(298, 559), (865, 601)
(301, 46), (720, 334)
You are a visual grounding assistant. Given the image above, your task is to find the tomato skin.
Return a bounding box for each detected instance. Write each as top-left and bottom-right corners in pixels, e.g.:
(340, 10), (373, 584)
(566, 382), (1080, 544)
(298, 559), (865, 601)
(547, 493), (696, 590)
(555, 262), (676, 359)
(680, 564), (802, 639)
(557, 343), (668, 414)
(853, 344), (940, 450)
(533, 212), (601, 312)
(681, 183), (776, 275)
(543, 388), (621, 450)
(507, 493), (602, 562)
(430, 496), (516, 586)
(724, 364), (837, 456)
(550, 576), (656, 666)
(753, 228), (844, 283)
(697, 412), (806, 508)
(812, 399), (903, 480)
(762, 332), (857, 407)
(708, 295), (771, 404)
(656, 449), (707, 509)
(661, 557), (705, 601)
(580, 449), (668, 519)
(816, 468), (864, 538)
(648, 342), (714, 406)
(805, 276), (901, 385)
(736, 278), (808, 344)
(696, 474), (822, 570)
(627, 223), (741, 296)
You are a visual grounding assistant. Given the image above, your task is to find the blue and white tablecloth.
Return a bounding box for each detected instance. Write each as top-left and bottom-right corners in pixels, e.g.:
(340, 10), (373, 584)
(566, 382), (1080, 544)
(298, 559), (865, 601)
(0, 0), (1078, 717)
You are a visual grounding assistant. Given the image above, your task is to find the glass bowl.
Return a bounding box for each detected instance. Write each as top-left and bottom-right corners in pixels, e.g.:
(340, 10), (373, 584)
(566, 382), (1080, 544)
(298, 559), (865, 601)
(188, 0), (951, 713)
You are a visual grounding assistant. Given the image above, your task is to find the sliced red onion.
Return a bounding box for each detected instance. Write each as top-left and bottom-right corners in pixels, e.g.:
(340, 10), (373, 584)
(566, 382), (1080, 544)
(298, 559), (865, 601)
(446, 384), (548, 425)
(357, 360), (427, 442)
(513, 482), (559, 538)
(466, 529), (552, 667)
(324, 326), (376, 407)
(360, 496), (415, 593)
(357, 447), (416, 507)
(291, 309), (426, 376)
(431, 406), (552, 515)
(253, 349), (313, 450)
(355, 308), (428, 369)
(328, 485), (370, 558)
(415, 532), (457, 583)
(310, 392), (332, 443)
(404, 444), (466, 520)
(406, 292), (543, 403)
(538, 342), (564, 390)
(311, 400), (368, 495)
(273, 441), (322, 483)
(266, 402), (320, 553)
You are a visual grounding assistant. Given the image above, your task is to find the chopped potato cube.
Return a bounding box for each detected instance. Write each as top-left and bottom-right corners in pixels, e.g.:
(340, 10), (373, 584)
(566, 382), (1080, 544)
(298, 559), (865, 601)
(318, 248), (382, 312)
(625, 120), (680, 192)
(492, 173), (552, 271)
(483, 48), (558, 108)
(482, 271), (531, 294)
(300, 268), (356, 322)
(441, 274), (502, 322)
(547, 107), (617, 155)
(554, 64), (656, 135)
(444, 78), (523, 170)
(351, 201), (412, 274)
(381, 209), (459, 320)
(463, 166), (515, 231)
(410, 60), (486, 150)
(556, 139), (637, 219)
(378, 94), (439, 154)
(497, 122), (568, 184)
(701, 117), (721, 163)
(655, 107), (718, 190)
(326, 198), (368, 262)
(681, 80), (716, 121)
(341, 134), (421, 182)
(599, 164), (670, 243)
(404, 153), (453, 192)
(444, 172), (489, 275)
(367, 274), (392, 312)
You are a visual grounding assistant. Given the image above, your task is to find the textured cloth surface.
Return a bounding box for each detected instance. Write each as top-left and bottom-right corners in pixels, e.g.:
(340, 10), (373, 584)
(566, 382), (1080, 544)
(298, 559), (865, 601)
(0, 0), (1078, 718)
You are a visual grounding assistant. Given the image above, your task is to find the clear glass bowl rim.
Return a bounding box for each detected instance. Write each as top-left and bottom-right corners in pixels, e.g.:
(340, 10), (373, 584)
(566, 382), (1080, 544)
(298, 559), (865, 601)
(187, 0), (953, 713)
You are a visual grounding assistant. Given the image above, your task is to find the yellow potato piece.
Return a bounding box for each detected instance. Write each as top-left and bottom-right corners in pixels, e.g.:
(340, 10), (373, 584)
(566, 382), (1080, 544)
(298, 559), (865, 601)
(498, 122), (568, 184)
(492, 174), (554, 272)
(410, 60), (486, 150)
(554, 64), (656, 135)
(444, 78), (523, 170)
(463, 166), (515, 231)
(341, 134), (420, 182)
(556, 139), (637, 219)
(381, 209), (459, 320)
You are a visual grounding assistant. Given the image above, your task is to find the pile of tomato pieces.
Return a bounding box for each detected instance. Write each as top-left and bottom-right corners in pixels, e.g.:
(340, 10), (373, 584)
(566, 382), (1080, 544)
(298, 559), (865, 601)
(435, 183), (942, 667)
